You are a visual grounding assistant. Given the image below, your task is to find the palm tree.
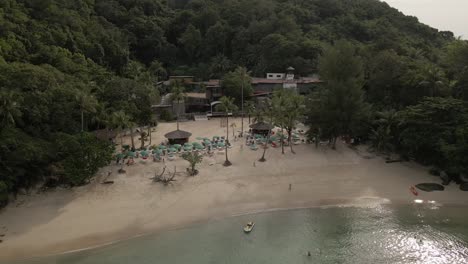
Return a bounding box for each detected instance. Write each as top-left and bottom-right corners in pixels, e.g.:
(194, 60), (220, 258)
(244, 101), (255, 124)
(75, 90), (98, 132)
(259, 100), (273, 162)
(111, 111), (131, 148)
(170, 81), (185, 131)
(216, 96), (238, 166)
(419, 65), (449, 97)
(272, 89), (287, 154)
(0, 90), (22, 128)
(283, 91), (304, 154)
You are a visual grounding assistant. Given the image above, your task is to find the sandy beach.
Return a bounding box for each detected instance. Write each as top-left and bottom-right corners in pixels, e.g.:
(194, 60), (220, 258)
(0, 118), (467, 261)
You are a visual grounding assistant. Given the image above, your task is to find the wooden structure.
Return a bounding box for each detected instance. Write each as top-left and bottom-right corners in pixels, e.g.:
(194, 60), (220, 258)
(249, 122), (273, 136)
(164, 129), (192, 144)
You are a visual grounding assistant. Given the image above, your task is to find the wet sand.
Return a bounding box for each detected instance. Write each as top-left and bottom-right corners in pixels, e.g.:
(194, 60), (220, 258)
(0, 118), (467, 261)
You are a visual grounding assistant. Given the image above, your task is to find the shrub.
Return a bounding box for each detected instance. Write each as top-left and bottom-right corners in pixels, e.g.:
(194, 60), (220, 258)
(160, 109), (174, 121)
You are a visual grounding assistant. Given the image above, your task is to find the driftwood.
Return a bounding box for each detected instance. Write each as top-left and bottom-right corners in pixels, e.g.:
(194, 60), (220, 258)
(415, 183), (445, 192)
(385, 159), (404, 163)
(101, 181), (114, 185)
(152, 166), (177, 185)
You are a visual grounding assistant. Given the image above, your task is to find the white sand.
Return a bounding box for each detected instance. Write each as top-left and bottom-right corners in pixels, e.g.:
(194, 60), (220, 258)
(0, 118), (467, 261)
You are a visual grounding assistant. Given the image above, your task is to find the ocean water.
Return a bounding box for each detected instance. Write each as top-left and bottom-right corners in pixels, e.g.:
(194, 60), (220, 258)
(13, 203), (468, 264)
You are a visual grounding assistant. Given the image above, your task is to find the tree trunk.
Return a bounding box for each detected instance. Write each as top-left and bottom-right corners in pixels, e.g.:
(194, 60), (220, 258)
(81, 110), (84, 132)
(281, 126), (285, 154)
(248, 115), (251, 124)
(332, 136), (337, 150)
(130, 127), (135, 149)
(120, 130), (124, 147)
(140, 128), (145, 149)
(288, 129), (295, 154)
(224, 116), (231, 166)
(148, 126), (152, 146)
(259, 115), (273, 162)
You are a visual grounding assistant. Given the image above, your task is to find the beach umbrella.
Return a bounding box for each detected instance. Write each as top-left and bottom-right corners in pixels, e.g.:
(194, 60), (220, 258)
(193, 142), (203, 147)
(173, 144), (182, 150)
(155, 149), (163, 155)
(196, 137), (203, 140)
(116, 153), (125, 159)
(195, 144), (204, 150)
(158, 145), (166, 150)
(140, 150), (149, 157)
(168, 148), (177, 154)
(126, 151), (136, 158)
(203, 137), (210, 141)
(218, 142), (225, 148)
(269, 135), (278, 141)
(184, 142), (193, 147)
(184, 146), (193, 151)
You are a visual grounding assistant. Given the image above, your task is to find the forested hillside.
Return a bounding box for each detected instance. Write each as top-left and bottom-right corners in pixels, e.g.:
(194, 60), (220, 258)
(1, 0), (468, 204)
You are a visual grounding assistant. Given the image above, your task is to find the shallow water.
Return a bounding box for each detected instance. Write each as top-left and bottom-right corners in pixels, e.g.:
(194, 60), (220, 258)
(12, 203), (468, 264)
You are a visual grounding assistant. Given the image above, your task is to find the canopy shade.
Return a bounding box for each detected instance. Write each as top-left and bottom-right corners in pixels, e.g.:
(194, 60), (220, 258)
(249, 122), (274, 131)
(165, 129), (192, 139)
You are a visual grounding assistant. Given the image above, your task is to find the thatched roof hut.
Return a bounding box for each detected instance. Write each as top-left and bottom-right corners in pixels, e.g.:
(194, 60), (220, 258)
(249, 122), (273, 135)
(164, 129), (192, 144)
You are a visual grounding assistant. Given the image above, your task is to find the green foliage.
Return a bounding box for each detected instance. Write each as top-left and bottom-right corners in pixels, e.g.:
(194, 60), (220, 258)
(396, 98), (468, 170)
(182, 151), (203, 176)
(56, 132), (114, 186)
(306, 41), (370, 147)
(221, 67), (253, 105)
(160, 109), (175, 121)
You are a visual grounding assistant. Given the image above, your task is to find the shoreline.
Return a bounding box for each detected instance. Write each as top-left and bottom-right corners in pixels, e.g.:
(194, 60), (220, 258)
(1, 119), (467, 262)
(4, 196), (467, 262)
(6, 197), (458, 262)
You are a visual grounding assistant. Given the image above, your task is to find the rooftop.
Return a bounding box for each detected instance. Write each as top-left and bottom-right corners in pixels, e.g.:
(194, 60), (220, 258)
(164, 129), (192, 139)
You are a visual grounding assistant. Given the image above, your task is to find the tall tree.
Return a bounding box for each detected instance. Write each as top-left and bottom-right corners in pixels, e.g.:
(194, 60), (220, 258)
(307, 40), (369, 149)
(170, 81), (186, 131)
(75, 90), (98, 132)
(111, 111), (131, 148)
(0, 90), (22, 128)
(216, 96), (238, 166)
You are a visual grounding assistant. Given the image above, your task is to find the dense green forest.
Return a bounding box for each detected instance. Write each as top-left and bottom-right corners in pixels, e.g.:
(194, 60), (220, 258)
(1, 0), (468, 205)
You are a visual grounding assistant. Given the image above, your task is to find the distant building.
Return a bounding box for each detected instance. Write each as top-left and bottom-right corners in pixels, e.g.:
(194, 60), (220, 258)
(154, 68), (322, 118)
(251, 67), (322, 96)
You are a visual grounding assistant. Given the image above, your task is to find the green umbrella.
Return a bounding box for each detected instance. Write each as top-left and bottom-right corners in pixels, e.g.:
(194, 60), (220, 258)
(193, 142), (203, 147)
(173, 144), (182, 150)
(158, 145), (166, 150)
(126, 151), (136, 158)
(203, 137), (210, 141)
(218, 142), (225, 147)
(155, 149), (163, 155)
(269, 136), (278, 141)
(140, 150), (149, 157)
(116, 153), (125, 159)
(195, 145), (204, 150)
(184, 142), (193, 147)
(184, 146), (193, 151)
(196, 137), (203, 140)
(169, 147), (177, 153)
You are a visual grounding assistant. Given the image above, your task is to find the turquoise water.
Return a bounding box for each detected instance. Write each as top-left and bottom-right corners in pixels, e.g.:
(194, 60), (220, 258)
(12, 204), (468, 264)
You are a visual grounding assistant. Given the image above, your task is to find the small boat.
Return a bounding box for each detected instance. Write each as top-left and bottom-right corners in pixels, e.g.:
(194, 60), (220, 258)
(243, 222), (255, 233)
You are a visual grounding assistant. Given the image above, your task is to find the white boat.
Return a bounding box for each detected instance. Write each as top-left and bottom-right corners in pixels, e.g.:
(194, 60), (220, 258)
(243, 222), (255, 233)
